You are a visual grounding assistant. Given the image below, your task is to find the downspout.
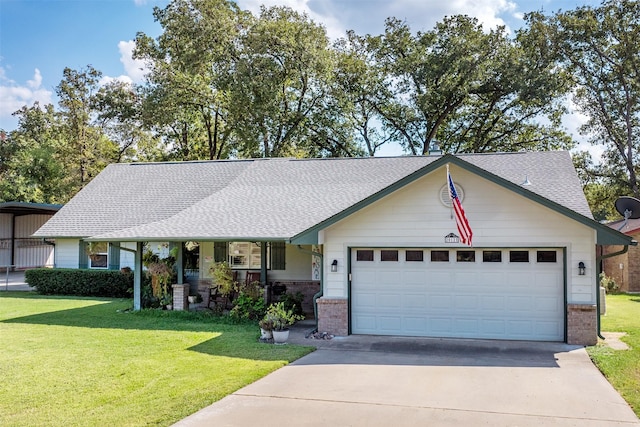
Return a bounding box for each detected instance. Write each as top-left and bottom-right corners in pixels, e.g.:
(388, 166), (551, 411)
(596, 242), (636, 339)
(296, 245), (323, 331)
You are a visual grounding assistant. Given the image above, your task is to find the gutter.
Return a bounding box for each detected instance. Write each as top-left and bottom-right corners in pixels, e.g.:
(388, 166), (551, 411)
(596, 241), (637, 339)
(296, 245), (323, 332)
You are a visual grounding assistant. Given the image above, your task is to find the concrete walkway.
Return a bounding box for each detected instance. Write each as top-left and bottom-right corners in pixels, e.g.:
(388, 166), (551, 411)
(175, 323), (639, 427)
(0, 270), (33, 291)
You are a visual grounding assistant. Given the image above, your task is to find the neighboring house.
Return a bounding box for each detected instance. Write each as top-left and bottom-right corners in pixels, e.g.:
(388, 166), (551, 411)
(0, 202), (61, 270)
(33, 152), (634, 345)
(602, 218), (640, 293)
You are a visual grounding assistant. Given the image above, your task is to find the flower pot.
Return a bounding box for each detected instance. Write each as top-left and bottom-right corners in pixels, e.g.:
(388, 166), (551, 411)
(260, 328), (273, 340)
(272, 329), (289, 344)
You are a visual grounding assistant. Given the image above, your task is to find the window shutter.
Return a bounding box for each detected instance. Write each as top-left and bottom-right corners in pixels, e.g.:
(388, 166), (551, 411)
(270, 242), (286, 270)
(214, 242), (228, 263)
(108, 243), (120, 270)
(78, 240), (88, 269)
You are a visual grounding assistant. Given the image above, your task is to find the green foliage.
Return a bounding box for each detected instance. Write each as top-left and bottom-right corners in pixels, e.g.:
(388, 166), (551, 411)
(264, 301), (304, 331)
(25, 268), (132, 298)
(531, 0), (640, 200)
(278, 291), (305, 316)
(599, 273), (621, 294)
(230, 292), (266, 321)
(209, 261), (237, 297)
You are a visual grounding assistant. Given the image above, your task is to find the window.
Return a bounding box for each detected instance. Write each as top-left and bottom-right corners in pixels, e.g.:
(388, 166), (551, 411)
(89, 242), (108, 269)
(381, 250), (399, 261)
(406, 250), (424, 262)
(456, 250), (475, 262)
(483, 251), (502, 262)
(537, 251), (557, 263)
(356, 250), (374, 261)
(431, 250), (449, 262)
(509, 250), (530, 263)
(228, 242), (269, 269)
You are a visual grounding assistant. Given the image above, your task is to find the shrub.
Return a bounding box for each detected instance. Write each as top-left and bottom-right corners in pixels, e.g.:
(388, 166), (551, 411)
(279, 291), (305, 316)
(230, 283), (266, 320)
(600, 273), (621, 293)
(25, 268), (133, 298)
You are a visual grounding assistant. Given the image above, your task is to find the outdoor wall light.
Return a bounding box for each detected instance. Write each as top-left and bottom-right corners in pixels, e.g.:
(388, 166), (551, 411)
(578, 262), (586, 276)
(331, 259), (338, 272)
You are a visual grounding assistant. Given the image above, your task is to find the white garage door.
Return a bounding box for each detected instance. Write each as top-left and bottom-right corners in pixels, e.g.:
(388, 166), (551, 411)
(351, 248), (564, 341)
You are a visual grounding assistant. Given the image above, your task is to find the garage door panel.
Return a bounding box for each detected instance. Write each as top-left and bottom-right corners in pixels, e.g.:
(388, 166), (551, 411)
(351, 248), (564, 341)
(481, 295), (505, 311)
(430, 294), (453, 309)
(378, 293), (402, 309)
(404, 294), (427, 309)
(455, 295), (478, 310)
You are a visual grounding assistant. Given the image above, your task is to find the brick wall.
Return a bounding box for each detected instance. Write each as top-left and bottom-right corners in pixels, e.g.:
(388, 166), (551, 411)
(567, 304), (597, 345)
(172, 284), (189, 311)
(317, 298), (348, 336)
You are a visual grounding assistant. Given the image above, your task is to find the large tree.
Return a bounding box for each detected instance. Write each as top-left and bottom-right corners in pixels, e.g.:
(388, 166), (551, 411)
(226, 6), (338, 157)
(0, 103), (70, 203)
(134, 0), (247, 160)
(530, 0), (640, 217)
(366, 15), (572, 155)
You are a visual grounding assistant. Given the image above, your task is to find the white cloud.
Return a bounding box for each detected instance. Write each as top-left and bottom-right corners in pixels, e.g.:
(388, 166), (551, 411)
(0, 67), (53, 126)
(238, 0), (520, 40)
(99, 40), (149, 87)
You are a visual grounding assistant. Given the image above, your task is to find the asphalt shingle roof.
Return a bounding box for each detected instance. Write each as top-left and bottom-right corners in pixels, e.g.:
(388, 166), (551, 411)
(34, 151), (593, 241)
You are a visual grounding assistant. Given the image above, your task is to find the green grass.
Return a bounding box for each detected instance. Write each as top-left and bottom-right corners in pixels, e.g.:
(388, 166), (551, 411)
(587, 293), (640, 417)
(0, 292), (314, 426)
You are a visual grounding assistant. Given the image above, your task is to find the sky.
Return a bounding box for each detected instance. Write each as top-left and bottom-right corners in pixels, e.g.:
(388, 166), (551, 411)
(0, 0), (603, 156)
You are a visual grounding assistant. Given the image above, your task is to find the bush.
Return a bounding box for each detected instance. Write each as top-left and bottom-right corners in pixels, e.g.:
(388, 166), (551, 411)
(230, 282), (266, 320)
(600, 273), (621, 293)
(278, 291), (305, 316)
(25, 268), (133, 298)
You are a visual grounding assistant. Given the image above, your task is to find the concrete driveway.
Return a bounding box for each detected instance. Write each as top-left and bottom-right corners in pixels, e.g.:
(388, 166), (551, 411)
(175, 326), (639, 427)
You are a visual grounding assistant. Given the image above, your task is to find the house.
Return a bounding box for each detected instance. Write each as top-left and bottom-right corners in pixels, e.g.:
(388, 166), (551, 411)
(602, 218), (640, 293)
(0, 202), (61, 270)
(33, 152), (634, 345)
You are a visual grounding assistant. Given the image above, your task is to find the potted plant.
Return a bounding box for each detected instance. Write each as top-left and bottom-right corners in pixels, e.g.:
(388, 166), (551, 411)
(258, 315), (275, 340)
(265, 302), (304, 344)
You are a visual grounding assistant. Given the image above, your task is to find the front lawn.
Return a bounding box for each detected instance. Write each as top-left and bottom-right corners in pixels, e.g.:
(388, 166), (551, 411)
(587, 293), (640, 417)
(0, 292), (314, 426)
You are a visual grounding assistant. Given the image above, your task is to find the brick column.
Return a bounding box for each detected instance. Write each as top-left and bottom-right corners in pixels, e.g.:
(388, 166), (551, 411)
(567, 304), (597, 345)
(317, 297), (348, 336)
(172, 284), (189, 311)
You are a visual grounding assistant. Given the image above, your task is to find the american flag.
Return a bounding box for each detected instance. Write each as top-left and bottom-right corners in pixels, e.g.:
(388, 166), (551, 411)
(447, 166), (473, 246)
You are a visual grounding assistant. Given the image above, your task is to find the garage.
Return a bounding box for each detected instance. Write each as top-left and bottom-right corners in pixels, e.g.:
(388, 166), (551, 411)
(351, 247), (565, 341)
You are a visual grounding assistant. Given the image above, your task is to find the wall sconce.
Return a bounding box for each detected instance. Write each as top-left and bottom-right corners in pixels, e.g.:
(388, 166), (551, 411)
(331, 259), (338, 272)
(578, 262), (586, 276)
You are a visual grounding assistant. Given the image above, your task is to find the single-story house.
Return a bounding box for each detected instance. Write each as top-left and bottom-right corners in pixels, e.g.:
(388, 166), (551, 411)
(602, 217), (640, 293)
(32, 152), (634, 345)
(0, 202), (61, 270)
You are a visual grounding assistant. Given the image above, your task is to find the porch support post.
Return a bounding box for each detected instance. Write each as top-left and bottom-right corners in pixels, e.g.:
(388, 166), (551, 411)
(260, 243), (267, 285)
(176, 242), (184, 284)
(133, 241), (143, 311)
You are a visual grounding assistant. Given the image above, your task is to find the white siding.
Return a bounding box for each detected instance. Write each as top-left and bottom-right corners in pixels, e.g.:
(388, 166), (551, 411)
(119, 242), (136, 269)
(322, 165), (595, 304)
(55, 239), (80, 268)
